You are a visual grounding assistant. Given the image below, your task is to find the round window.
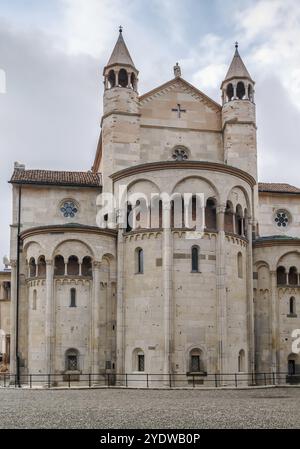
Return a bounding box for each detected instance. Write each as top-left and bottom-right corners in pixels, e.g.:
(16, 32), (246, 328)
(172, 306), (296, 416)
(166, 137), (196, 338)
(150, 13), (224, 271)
(274, 210), (290, 228)
(60, 200), (78, 218)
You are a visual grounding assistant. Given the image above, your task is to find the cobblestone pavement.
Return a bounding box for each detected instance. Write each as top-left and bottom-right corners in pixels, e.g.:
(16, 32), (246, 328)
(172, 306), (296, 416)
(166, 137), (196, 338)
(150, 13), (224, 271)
(0, 387), (299, 429)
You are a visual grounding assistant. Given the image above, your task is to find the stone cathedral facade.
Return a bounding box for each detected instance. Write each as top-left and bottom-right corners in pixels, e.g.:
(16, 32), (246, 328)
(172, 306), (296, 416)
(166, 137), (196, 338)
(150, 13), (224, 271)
(8, 30), (300, 384)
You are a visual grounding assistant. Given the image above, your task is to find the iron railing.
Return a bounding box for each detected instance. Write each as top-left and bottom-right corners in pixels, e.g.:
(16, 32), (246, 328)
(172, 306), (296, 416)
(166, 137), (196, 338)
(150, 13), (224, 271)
(0, 371), (299, 388)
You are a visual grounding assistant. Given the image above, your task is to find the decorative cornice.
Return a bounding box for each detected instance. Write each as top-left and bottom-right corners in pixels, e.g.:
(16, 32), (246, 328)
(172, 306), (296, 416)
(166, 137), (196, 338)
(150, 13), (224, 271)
(140, 124), (221, 133)
(110, 160), (256, 187)
(101, 111), (140, 127)
(20, 224), (117, 240)
(254, 238), (300, 248)
(222, 119), (257, 131)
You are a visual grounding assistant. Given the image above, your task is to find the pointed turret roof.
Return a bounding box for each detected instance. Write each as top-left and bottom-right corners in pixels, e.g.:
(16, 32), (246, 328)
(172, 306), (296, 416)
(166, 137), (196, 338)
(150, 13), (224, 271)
(105, 27), (136, 69)
(222, 43), (254, 85)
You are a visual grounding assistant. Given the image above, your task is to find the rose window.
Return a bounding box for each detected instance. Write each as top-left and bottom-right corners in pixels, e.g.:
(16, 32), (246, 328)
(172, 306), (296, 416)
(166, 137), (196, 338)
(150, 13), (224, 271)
(172, 148), (188, 161)
(60, 201), (78, 218)
(274, 210), (289, 228)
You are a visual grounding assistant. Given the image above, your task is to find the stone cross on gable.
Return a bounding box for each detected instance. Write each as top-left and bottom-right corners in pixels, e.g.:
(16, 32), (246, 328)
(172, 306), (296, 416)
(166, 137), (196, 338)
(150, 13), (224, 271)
(172, 103), (186, 119)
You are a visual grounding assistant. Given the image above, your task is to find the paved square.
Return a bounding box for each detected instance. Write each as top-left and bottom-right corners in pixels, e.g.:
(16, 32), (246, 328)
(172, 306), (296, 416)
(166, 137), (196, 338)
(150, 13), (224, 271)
(0, 387), (300, 428)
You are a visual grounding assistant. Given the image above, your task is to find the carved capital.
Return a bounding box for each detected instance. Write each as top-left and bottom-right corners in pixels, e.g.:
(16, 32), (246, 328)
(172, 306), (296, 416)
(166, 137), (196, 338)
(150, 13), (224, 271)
(93, 261), (102, 269)
(216, 204), (226, 214)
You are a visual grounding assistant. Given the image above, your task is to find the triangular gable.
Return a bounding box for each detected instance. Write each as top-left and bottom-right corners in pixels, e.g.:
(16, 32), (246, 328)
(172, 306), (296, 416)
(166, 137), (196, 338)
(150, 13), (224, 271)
(139, 77), (221, 113)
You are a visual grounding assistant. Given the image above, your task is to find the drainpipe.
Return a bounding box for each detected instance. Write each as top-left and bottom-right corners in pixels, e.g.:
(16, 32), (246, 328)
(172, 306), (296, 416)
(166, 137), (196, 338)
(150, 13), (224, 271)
(15, 185), (22, 387)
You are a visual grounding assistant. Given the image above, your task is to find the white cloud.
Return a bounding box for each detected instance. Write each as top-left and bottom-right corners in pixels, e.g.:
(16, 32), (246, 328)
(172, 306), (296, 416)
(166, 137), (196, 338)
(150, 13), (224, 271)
(58, 0), (132, 57)
(235, 0), (300, 108)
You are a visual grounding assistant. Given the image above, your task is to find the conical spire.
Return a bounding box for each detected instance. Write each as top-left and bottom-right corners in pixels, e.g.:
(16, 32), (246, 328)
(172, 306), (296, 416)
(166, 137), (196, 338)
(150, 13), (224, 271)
(106, 26), (136, 69)
(223, 42), (253, 84)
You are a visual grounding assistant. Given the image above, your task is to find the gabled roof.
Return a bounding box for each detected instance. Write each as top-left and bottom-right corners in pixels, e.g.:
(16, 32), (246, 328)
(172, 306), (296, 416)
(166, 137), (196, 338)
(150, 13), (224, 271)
(222, 45), (254, 86)
(139, 76), (221, 112)
(9, 169), (102, 188)
(105, 30), (136, 69)
(258, 182), (300, 194)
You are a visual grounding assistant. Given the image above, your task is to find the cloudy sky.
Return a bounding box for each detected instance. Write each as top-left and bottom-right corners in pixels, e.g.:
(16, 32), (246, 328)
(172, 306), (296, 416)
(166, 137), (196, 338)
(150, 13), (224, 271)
(0, 0), (300, 261)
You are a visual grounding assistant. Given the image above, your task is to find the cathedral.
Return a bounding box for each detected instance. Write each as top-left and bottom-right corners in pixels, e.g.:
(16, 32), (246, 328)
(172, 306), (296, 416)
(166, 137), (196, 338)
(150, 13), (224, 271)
(6, 29), (300, 385)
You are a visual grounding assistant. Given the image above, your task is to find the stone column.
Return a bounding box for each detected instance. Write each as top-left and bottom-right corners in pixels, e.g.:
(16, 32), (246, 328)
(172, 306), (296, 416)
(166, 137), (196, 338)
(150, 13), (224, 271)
(45, 260), (54, 374)
(162, 202), (173, 376)
(106, 281), (112, 366)
(246, 218), (255, 376)
(270, 271), (278, 377)
(9, 260), (17, 376)
(116, 229), (125, 376)
(127, 72), (132, 88)
(216, 205), (227, 381)
(91, 261), (101, 374)
(233, 84), (237, 99)
(232, 213), (236, 234)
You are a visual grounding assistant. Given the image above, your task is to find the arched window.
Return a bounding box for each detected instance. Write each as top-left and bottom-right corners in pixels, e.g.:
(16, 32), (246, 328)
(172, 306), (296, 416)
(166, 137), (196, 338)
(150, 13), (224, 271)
(3, 281), (11, 300)
(170, 200), (174, 228)
(288, 267), (298, 285)
(131, 72), (136, 90)
(54, 255), (65, 276)
(238, 349), (245, 372)
(135, 248), (144, 274)
(226, 83), (234, 101)
(29, 258), (36, 277)
(235, 205), (243, 236)
(189, 348), (202, 372)
(82, 256), (92, 277)
(32, 290), (37, 310)
(67, 256), (79, 276)
(118, 68), (128, 87)
(65, 348), (79, 371)
(289, 297), (296, 315)
(189, 194), (202, 229)
(135, 198), (148, 229)
(37, 256), (46, 277)
(237, 252), (243, 278)
(126, 202), (133, 232)
(108, 70), (115, 88)
(248, 84), (253, 101)
(224, 201), (234, 233)
(205, 198), (217, 230)
(70, 288), (76, 307)
(277, 266), (286, 285)
(132, 348), (145, 372)
(191, 246), (199, 272)
(237, 81), (245, 99)
(243, 208), (248, 238)
(159, 200), (163, 228)
(171, 194), (184, 228)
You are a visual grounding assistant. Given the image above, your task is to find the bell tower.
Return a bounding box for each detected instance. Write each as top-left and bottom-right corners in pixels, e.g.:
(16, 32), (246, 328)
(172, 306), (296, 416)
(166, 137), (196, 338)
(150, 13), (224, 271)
(99, 27), (140, 189)
(221, 43), (257, 180)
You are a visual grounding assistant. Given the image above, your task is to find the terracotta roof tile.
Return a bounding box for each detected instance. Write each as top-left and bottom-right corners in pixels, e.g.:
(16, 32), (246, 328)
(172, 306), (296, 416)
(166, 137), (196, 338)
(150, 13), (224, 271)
(10, 169), (102, 188)
(258, 182), (300, 194)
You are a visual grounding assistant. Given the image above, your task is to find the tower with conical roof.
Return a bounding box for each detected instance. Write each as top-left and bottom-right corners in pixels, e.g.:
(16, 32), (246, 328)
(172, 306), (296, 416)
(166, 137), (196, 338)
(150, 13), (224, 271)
(221, 43), (257, 180)
(100, 27), (140, 189)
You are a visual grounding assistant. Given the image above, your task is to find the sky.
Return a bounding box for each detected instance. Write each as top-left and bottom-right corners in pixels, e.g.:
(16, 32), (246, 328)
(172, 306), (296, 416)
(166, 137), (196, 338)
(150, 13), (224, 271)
(0, 0), (300, 263)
